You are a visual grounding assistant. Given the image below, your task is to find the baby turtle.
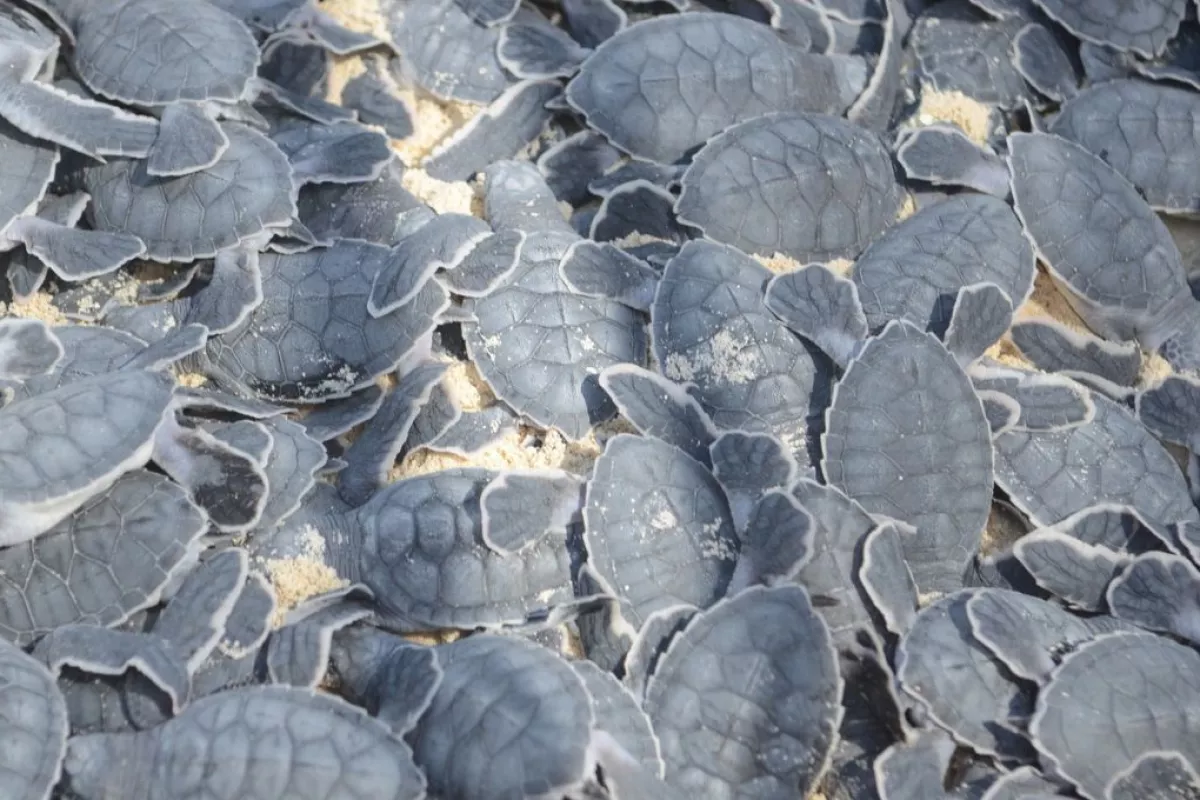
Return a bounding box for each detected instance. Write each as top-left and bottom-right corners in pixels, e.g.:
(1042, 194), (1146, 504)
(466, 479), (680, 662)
(766, 267), (996, 592)
(64, 685), (425, 799)
(0, 369), (175, 546)
(851, 194), (1034, 335)
(0, 1), (160, 161)
(1031, 0), (1187, 58)
(652, 239), (834, 461)
(676, 111), (900, 263)
(199, 239), (448, 404)
(460, 160), (646, 439)
(84, 123), (295, 263)
(0, 469), (207, 647)
(644, 585), (841, 798)
(407, 634), (593, 800)
(1009, 131), (1200, 372)
(1050, 79), (1200, 215)
(566, 12), (867, 163)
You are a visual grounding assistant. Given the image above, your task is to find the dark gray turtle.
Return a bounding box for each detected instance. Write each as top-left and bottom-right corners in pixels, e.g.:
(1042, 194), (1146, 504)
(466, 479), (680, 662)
(0, 369), (175, 546)
(0, 1), (159, 160)
(0, 469), (207, 647)
(911, 1), (1033, 110)
(44, 0), (258, 105)
(644, 585), (842, 798)
(850, 193), (1034, 334)
(597, 363), (717, 466)
(385, 0), (514, 103)
(460, 160), (646, 439)
(768, 268), (993, 593)
(406, 634), (592, 800)
(993, 390), (1200, 558)
(84, 123), (295, 263)
(572, 660), (663, 779)
(895, 125), (1011, 197)
(965, 588), (1134, 684)
(566, 12), (867, 164)
(896, 589), (1036, 760)
(1106, 751), (1200, 800)
(63, 685), (425, 799)
(1030, 0), (1186, 58)
(1031, 631), (1200, 798)
(873, 727), (1001, 800)
(676, 111), (900, 263)
(591, 180), (689, 245)
(339, 64), (413, 140)
(1050, 80), (1200, 215)
(0, 121), (145, 282)
(652, 239), (834, 462)
(0, 638), (67, 800)
(199, 239), (447, 404)
(290, 467), (576, 631)
(0, 318), (60, 380)
(1014, 529), (1133, 612)
(583, 433), (739, 627)
(1009, 131), (1200, 372)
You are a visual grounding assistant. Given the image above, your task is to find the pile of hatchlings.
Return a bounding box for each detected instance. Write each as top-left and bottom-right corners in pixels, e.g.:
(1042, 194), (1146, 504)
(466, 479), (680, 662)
(5, 0), (1200, 797)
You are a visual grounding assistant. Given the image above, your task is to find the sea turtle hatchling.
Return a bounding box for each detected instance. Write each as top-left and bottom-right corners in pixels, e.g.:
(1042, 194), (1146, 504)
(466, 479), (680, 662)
(63, 685), (426, 799)
(0, 638), (67, 800)
(675, 111), (901, 264)
(84, 123), (296, 264)
(456, 160), (646, 439)
(30, 0), (265, 175)
(1008, 131), (1200, 372)
(765, 265), (996, 593)
(0, 369), (176, 547)
(565, 12), (869, 164)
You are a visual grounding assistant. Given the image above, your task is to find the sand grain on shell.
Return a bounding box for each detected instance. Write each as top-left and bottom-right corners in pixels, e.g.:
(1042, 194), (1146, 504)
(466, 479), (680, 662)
(912, 88), (995, 146)
(261, 525), (348, 628)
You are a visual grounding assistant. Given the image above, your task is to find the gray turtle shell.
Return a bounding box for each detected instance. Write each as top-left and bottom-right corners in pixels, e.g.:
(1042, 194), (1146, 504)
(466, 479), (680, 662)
(677, 111), (900, 264)
(67, 0), (259, 105)
(350, 468), (573, 630)
(203, 241), (446, 404)
(651, 240), (833, 457)
(994, 391), (1200, 536)
(1031, 0), (1186, 58)
(852, 194), (1035, 334)
(463, 229), (646, 439)
(567, 13), (836, 164)
(1050, 79), (1200, 215)
(387, 0), (513, 103)
(0, 470), (206, 646)
(823, 321), (992, 594)
(63, 685), (425, 799)
(85, 124), (295, 263)
(583, 433), (738, 627)
(1008, 131), (1188, 345)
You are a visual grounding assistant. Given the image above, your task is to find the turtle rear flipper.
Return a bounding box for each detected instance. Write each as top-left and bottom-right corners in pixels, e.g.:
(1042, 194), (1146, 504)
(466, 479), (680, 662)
(146, 103), (228, 177)
(942, 282), (1014, 367)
